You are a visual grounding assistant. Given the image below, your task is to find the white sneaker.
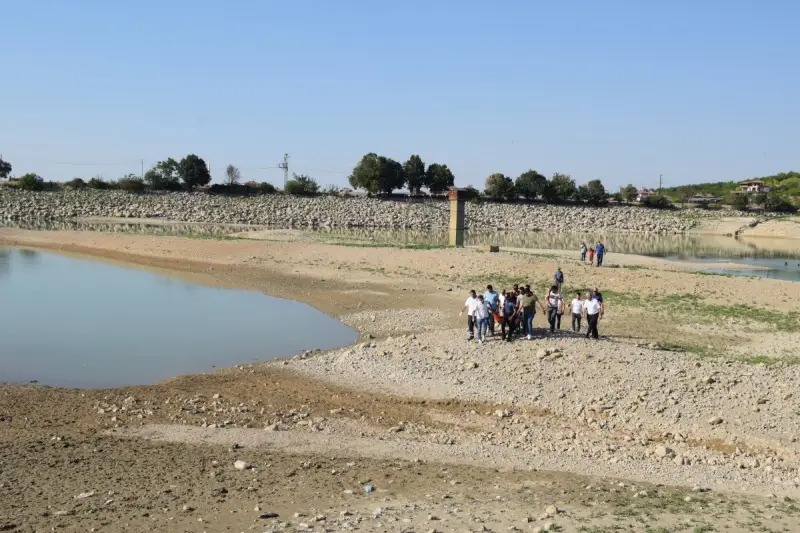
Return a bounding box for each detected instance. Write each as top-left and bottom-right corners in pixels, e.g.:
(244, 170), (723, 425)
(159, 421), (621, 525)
(478, 339), (483, 344)
(526, 335), (532, 340)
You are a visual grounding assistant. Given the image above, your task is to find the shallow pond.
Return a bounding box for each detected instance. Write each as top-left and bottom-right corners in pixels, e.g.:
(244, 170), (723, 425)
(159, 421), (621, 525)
(0, 248), (357, 388)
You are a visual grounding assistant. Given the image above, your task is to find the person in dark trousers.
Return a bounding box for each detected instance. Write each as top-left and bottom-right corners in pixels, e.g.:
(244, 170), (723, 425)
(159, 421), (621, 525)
(554, 267), (564, 292)
(595, 241), (606, 267)
(501, 289), (518, 342)
(459, 290), (478, 340)
(570, 291), (583, 332)
(580, 242), (587, 263)
(545, 284), (563, 334)
(483, 285), (499, 336)
(584, 291), (602, 339)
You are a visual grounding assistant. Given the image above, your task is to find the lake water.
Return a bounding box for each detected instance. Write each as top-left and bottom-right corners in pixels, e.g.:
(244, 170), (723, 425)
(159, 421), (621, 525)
(0, 248), (357, 389)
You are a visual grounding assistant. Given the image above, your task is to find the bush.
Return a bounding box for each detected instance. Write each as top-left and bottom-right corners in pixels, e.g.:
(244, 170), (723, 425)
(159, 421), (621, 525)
(18, 173), (44, 191)
(65, 177), (86, 189)
(284, 174), (319, 195)
(764, 193), (797, 213)
(88, 177), (112, 190)
(117, 175), (146, 193)
(640, 194), (672, 209)
(253, 182), (276, 195)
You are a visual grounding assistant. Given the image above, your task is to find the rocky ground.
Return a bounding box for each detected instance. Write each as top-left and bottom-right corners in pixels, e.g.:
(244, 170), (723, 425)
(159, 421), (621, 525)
(0, 188), (736, 233)
(1, 227), (800, 532)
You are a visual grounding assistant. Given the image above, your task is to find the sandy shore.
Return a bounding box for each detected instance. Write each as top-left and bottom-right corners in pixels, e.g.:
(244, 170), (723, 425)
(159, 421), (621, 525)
(2, 227), (800, 532)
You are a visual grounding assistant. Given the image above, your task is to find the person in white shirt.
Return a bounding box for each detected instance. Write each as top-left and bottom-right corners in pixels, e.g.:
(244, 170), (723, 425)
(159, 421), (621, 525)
(570, 291), (584, 332)
(473, 295), (490, 343)
(545, 285), (563, 334)
(459, 289), (479, 340)
(583, 291), (602, 339)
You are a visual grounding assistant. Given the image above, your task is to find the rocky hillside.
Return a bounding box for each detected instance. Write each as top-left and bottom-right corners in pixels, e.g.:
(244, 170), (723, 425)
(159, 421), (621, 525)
(0, 189), (703, 233)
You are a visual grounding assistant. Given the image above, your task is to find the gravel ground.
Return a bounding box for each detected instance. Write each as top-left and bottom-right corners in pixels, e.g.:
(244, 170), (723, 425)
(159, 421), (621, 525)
(276, 322), (800, 496)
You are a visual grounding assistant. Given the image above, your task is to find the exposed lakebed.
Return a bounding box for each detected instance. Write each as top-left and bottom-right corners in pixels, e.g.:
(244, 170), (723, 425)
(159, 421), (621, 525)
(0, 248), (357, 388)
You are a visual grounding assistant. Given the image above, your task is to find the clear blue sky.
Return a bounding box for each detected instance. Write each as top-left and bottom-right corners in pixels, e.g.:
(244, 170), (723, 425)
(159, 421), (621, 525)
(2, 0), (798, 190)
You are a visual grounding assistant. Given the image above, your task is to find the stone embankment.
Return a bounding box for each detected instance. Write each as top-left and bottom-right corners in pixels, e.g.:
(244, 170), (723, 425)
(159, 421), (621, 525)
(0, 188), (708, 233)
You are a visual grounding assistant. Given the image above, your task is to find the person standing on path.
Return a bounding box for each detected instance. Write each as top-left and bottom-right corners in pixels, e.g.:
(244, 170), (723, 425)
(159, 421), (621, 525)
(459, 290), (479, 341)
(595, 241), (606, 267)
(570, 291), (584, 332)
(501, 289), (518, 342)
(591, 287), (605, 316)
(554, 267), (564, 293)
(584, 293), (602, 339)
(473, 295), (490, 344)
(519, 287), (545, 340)
(546, 285), (563, 334)
(483, 285), (499, 337)
(579, 242), (587, 263)
(588, 247), (596, 266)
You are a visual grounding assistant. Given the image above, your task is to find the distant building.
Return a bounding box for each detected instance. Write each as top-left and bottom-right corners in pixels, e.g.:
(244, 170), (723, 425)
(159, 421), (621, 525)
(637, 189), (655, 201)
(737, 180), (770, 194)
(690, 193), (722, 203)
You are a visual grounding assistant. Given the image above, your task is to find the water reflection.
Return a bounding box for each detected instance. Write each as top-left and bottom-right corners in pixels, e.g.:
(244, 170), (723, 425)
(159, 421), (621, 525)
(0, 248), (357, 388)
(2, 219), (798, 260)
(310, 228), (800, 260)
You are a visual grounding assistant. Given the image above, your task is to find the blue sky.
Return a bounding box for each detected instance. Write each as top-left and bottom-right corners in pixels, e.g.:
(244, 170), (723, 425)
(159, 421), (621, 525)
(2, 0), (798, 190)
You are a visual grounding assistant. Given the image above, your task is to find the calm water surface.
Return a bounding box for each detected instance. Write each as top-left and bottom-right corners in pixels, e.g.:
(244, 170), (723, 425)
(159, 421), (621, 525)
(0, 248), (357, 388)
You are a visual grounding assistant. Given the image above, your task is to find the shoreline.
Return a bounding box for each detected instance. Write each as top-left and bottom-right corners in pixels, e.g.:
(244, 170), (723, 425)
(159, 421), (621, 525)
(3, 227), (800, 531)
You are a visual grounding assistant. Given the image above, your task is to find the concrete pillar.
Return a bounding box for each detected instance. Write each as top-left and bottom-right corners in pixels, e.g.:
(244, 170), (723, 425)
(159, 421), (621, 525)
(447, 188), (466, 247)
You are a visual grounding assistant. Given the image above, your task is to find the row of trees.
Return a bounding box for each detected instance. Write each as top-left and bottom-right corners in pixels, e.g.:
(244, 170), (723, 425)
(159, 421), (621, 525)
(348, 153), (455, 195)
(483, 171), (612, 205)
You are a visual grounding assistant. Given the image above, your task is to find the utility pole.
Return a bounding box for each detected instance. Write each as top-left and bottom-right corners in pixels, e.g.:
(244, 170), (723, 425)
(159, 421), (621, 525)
(658, 174), (663, 192)
(141, 159), (144, 179)
(278, 153), (289, 189)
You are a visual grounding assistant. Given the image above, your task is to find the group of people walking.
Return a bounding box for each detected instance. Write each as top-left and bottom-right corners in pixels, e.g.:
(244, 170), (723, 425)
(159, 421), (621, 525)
(580, 241), (606, 267)
(460, 268), (605, 343)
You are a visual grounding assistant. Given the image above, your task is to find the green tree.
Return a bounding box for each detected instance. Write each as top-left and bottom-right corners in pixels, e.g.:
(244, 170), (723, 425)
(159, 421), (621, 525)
(0, 157), (11, 180)
(403, 155), (426, 194)
(621, 184), (638, 203)
(18, 173), (44, 191)
(88, 176), (111, 190)
(542, 173), (577, 203)
(515, 170), (547, 200)
(178, 154), (211, 190)
(764, 193), (797, 213)
(284, 173), (319, 195)
(485, 173), (516, 201)
(117, 174), (146, 193)
(347, 153), (405, 195)
(582, 179), (607, 206)
(378, 156), (405, 195)
(348, 153), (381, 194)
(144, 158), (182, 190)
(728, 192), (750, 211)
(425, 163), (455, 194)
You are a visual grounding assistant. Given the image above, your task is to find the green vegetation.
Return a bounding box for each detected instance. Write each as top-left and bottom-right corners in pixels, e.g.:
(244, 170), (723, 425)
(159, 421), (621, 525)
(284, 173), (320, 195)
(0, 156), (11, 180)
(17, 173), (45, 191)
(116, 174), (146, 193)
(348, 152), (454, 195)
(640, 194), (672, 209)
(661, 171), (799, 212)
